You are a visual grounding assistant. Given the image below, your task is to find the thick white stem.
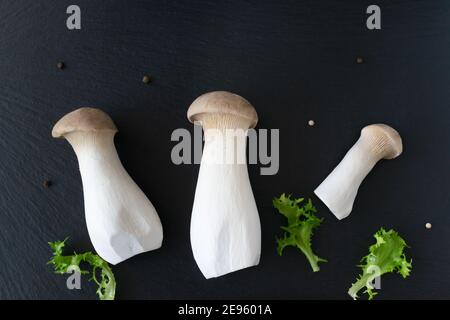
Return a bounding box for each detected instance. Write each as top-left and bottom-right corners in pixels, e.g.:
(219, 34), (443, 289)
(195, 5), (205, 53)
(65, 131), (163, 264)
(190, 129), (261, 279)
(314, 137), (379, 220)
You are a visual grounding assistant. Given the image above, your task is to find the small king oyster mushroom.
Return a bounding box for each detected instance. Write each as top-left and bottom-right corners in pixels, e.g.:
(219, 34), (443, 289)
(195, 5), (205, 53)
(52, 107), (163, 264)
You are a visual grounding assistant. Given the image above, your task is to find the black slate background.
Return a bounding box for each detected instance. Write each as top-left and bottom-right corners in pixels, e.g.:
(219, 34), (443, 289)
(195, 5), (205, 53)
(0, 0), (449, 300)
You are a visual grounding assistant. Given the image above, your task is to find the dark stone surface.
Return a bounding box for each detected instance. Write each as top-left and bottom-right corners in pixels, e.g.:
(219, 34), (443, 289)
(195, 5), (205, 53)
(0, 0), (449, 299)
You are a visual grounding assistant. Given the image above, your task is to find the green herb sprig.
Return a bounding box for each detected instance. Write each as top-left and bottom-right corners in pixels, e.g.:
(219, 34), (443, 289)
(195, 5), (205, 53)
(273, 194), (327, 272)
(48, 238), (116, 300)
(348, 228), (412, 300)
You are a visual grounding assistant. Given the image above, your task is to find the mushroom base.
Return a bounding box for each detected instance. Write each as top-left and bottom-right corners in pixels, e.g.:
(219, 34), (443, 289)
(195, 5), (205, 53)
(66, 131), (163, 264)
(190, 131), (261, 279)
(314, 137), (378, 220)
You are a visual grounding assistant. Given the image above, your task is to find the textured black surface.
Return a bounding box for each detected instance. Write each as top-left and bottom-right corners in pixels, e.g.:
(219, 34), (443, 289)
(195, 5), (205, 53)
(0, 0), (449, 300)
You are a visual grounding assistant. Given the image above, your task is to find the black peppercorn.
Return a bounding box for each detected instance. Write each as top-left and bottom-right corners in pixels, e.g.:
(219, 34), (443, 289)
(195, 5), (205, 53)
(142, 75), (151, 84)
(43, 180), (52, 188)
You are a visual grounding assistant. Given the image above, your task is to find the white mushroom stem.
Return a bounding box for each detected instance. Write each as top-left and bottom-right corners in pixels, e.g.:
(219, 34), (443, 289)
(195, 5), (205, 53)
(188, 92), (261, 279)
(314, 124), (402, 220)
(53, 108), (163, 265)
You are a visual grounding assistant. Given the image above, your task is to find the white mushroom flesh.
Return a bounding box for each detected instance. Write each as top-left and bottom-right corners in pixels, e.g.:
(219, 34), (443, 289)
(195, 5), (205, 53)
(190, 114), (261, 279)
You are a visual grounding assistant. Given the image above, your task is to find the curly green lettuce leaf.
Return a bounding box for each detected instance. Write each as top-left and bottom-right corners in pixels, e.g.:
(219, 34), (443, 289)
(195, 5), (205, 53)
(48, 238), (116, 300)
(273, 194), (327, 272)
(348, 228), (412, 300)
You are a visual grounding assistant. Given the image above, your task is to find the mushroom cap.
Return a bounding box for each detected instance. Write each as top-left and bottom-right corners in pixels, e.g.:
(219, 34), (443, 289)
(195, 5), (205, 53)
(52, 107), (118, 138)
(361, 124), (403, 159)
(187, 91), (258, 128)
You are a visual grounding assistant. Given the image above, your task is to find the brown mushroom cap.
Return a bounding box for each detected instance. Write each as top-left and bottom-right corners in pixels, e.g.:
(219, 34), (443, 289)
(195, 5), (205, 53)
(187, 91), (258, 128)
(361, 124), (403, 159)
(52, 107), (118, 138)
